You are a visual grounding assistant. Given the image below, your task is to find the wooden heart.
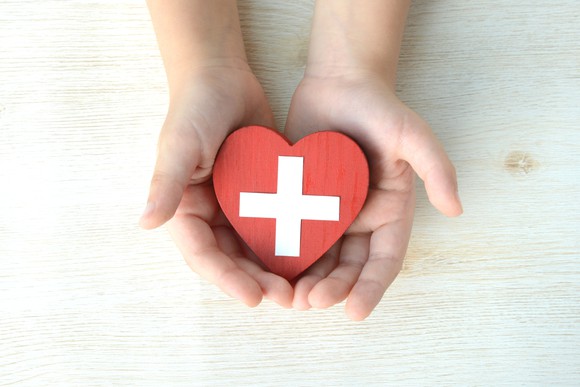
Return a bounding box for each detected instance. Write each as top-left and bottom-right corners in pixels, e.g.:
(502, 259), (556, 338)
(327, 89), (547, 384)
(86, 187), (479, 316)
(213, 126), (369, 280)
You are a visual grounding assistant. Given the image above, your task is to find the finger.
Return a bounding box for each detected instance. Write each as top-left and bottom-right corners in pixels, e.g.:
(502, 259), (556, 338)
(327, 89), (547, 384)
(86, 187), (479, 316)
(177, 204), (288, 306)
(216, 230), (294, 309)
(345, 217), (412, 321)
(308, 234), (369, 309)
(291, 242), (341, 310)
(234, 258), (294, 308)
(168, 215), (263, 307)
(140, 116), (204, 230)
(292, 277), (318, 311)
(399, 118), (463, 217)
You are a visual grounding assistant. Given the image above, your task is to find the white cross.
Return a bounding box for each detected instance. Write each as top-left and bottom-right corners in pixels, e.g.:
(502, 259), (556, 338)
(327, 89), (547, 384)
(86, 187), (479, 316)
(239, 156), (340, 257)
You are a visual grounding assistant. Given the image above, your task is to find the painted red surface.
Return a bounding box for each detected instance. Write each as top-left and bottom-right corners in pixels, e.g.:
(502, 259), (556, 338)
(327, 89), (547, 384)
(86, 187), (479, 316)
(213, 126), (369, 280)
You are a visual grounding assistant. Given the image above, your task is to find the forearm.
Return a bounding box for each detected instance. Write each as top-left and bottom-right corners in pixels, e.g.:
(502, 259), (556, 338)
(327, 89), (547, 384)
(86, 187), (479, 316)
(147, 0), (248, 89)
(306, 0), (410, 86)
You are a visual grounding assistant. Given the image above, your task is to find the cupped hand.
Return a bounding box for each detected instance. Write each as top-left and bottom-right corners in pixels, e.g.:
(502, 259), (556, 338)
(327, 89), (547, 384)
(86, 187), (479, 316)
(285, 69), (463, 320)
(140, 63), (293, 308)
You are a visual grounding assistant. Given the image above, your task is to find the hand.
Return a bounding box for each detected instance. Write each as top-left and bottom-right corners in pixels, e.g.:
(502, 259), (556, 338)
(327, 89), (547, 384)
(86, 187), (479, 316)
(285, 70), (462, 320)
(143, 1), (293, 308)
(141, 63), (294, 308)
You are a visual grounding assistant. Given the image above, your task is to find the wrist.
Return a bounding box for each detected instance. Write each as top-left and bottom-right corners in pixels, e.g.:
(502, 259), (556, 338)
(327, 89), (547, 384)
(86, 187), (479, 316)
(148, 0), (249, 88)
(306, 1), (410, 87)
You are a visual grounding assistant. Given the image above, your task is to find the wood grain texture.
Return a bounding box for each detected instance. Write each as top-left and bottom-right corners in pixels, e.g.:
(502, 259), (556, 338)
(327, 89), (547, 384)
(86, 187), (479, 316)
(213, 126), (368, 280)
(1, 0), (579, 385)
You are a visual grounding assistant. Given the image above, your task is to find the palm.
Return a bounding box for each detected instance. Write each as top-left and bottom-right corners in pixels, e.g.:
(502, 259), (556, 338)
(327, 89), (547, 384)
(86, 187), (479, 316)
(169, 181), (293, 308)
(285, 74), (442, 320)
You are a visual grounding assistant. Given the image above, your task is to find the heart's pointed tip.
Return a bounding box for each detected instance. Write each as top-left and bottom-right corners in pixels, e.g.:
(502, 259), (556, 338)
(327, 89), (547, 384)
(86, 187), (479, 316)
(265, 258), (310, 282)
(268, 266), (303, 283)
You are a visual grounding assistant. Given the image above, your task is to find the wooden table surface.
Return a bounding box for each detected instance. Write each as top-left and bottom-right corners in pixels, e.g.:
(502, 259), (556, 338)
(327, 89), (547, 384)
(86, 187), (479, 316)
(1, 1), (579, 385)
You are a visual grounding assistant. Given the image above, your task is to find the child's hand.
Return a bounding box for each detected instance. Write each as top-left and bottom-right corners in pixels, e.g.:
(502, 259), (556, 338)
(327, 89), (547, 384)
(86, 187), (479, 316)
(285, 69), (462, 320)
(142, 1), (293, 308)
(140, 63), (293, 308)
(282, 1), (462, 320)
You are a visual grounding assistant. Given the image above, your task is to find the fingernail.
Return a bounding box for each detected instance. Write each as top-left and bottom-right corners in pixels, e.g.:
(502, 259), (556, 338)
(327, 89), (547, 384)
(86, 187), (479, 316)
(139, 202), (155, 227)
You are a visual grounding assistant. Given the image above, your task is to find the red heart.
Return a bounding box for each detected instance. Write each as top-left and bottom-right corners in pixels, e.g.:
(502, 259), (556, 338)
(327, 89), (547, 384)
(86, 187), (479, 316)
(213, 126), (369, 280)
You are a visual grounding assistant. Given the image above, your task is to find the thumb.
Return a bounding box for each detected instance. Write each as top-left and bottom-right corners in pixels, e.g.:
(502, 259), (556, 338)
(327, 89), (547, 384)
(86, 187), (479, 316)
(399, 119), (463, 217)
(140, 120), (202, 230)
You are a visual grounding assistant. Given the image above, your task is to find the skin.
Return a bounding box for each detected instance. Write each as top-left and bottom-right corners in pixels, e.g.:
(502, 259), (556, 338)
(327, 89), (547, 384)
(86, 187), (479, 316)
(286, 1), (463, 320)
(141, 0), (462, 320)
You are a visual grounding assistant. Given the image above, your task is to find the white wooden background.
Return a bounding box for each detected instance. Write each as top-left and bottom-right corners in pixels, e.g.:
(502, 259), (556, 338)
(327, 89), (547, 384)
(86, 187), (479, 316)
(1, 1), (579, 385)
